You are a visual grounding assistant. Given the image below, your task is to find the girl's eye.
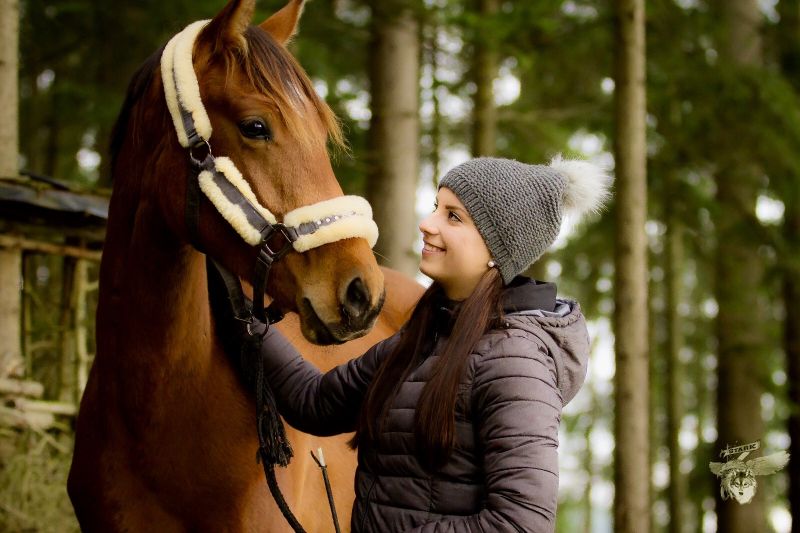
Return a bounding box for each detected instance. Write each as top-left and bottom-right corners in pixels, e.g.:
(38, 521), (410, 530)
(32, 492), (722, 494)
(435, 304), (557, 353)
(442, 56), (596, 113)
(239, 118), (272, 141)
(449, 211), (461, 222)
(432, 203), (438, 213)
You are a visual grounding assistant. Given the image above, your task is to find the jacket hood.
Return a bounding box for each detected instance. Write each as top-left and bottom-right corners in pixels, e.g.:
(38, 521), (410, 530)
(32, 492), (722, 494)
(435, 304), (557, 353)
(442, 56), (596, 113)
(502, 277), (591, 406)
(432, 277), (590, 405)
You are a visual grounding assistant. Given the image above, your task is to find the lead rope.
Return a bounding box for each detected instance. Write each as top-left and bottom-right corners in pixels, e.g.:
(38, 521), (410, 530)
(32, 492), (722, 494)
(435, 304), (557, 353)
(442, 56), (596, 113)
(254, 336), (305, 533)
(205, 244), (306, 533)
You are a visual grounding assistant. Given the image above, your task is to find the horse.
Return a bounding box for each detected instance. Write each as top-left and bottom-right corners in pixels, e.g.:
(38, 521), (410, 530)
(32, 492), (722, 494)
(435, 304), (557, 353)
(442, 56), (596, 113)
(67, 0), (424, 531)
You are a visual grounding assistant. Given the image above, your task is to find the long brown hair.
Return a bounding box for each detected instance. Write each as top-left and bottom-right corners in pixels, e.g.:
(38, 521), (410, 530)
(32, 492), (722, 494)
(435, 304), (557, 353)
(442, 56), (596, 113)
(352, 268), (505, 469)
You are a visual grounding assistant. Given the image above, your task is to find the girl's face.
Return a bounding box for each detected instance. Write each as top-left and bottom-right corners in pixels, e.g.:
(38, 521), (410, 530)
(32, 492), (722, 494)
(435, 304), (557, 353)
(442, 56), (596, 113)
(418, 187), (493, 300)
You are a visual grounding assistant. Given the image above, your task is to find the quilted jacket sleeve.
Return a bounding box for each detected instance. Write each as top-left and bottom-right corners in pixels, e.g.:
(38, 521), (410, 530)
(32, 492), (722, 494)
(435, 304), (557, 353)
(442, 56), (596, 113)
(409, 333), (561, 533)
(260, 326), (397, 436)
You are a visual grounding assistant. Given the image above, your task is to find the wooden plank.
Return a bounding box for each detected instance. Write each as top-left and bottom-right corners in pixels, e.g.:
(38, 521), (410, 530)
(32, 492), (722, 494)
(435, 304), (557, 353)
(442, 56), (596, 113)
(0, 377), (44, 397)
(0, 405), (55, 430)
(0, 247), (22, 377)
(0, 234), (101, 261)
(10, 398), (77, 417)
(75, 259), (90, 399)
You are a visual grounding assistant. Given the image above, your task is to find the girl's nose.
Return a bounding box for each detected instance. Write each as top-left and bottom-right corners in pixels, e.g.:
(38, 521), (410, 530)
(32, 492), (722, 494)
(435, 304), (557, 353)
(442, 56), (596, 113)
(419, 213), (437, 235)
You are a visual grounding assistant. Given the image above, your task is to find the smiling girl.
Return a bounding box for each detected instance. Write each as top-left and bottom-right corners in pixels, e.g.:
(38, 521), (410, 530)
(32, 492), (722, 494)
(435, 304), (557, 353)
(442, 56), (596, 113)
(259, 156), (612, 532)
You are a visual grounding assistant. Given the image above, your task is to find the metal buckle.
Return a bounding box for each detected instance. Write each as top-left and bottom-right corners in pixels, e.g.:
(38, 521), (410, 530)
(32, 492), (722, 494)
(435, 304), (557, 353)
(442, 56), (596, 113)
(260, 223), (297, 260)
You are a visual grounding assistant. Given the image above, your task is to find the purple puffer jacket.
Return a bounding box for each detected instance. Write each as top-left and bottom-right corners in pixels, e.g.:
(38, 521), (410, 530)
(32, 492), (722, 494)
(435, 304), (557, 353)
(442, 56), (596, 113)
(261, 277), (591, 533)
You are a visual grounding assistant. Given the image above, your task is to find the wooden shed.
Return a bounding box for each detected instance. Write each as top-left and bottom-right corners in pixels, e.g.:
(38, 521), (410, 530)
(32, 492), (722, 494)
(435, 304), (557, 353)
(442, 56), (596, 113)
(0, 173), (107, 430)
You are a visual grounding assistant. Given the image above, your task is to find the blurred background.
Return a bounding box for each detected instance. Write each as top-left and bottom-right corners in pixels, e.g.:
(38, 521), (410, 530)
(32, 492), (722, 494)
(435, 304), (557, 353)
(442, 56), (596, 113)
(0, 0), (798, 532)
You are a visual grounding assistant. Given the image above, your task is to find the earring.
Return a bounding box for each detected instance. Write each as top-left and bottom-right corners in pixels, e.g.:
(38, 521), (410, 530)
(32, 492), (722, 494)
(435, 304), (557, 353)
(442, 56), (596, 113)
(488, 260), (495, 268)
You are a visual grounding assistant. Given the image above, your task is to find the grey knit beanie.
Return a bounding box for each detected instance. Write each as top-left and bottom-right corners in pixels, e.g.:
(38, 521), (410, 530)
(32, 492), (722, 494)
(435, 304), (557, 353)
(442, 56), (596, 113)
(439, 155), (612, 285)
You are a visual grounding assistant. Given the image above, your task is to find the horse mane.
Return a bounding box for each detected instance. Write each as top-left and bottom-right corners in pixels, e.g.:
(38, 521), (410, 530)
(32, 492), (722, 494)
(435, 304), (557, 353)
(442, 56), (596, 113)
(110, 45), (165, 174)
(109, 25), (344, 180)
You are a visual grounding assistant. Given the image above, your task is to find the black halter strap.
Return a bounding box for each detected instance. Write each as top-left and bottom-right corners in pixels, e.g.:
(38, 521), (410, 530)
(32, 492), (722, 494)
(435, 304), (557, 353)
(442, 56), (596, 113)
(185, 152), (306, 533)
(186, 151), (290, 324)
(205, 258), (305, 533)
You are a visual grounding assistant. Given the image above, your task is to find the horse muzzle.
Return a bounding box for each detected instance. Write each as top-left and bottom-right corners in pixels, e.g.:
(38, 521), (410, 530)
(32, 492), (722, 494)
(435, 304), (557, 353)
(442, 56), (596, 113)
(299, 284), (385, 345)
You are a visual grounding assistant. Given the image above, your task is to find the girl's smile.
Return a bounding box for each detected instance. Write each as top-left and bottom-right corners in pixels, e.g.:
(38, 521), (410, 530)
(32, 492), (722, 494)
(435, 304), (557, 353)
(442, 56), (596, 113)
(422, 241), (446, 255)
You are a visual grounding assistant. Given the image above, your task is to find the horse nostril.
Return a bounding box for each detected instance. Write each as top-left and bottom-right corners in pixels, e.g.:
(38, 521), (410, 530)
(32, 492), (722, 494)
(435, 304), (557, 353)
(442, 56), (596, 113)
(343, 277), (370, 320)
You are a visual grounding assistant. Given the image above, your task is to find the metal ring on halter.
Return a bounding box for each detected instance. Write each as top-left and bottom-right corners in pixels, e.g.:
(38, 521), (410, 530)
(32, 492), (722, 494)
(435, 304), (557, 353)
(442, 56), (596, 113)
(189, 139), (213, 167)
(261, 223), (298, 260)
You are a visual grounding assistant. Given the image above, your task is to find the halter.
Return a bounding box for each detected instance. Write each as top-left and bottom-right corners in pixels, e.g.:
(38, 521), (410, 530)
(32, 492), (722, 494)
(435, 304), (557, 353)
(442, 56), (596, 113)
(160, 19), (379, 323)
(160, 20), (373, 532)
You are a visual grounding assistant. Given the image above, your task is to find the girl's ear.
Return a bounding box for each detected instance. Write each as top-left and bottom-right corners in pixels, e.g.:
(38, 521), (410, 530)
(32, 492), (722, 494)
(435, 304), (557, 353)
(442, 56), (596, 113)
(259, 0), (305, 45)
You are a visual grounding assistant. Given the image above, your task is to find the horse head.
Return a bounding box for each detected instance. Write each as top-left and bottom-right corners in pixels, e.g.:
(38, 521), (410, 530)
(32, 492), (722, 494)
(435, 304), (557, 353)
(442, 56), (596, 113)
(113, 0), (384, 344)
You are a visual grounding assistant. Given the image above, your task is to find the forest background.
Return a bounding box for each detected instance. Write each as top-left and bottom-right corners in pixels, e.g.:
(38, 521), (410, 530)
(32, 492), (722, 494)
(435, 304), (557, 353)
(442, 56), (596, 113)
(1, 0), (799, 532)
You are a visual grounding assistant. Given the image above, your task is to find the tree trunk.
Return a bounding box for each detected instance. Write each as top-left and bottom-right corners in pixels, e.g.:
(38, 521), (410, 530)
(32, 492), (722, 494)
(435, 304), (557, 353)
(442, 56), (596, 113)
(470, 0), (498, 157)
(777, 2), (800, 530)
(74, 259), (90, 400)
(366, 0), (420, 277)
(59, 256), (77, 402)
(694, 344), (710, 533)
(0, 0), (19, 178)
(583, 382), (596, 533)
(648, 268), (660, 533)
(783, 188), (800, 533)
(665, 172), (686, 533)
(426, 13), (443, 185)
(612, 0), (650, 531)
(714, 1), (766, 531)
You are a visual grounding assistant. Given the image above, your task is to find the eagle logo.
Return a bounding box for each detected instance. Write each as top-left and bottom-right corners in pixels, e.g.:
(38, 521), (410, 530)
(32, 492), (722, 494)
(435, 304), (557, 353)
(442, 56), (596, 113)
(709, 441), (789, 504)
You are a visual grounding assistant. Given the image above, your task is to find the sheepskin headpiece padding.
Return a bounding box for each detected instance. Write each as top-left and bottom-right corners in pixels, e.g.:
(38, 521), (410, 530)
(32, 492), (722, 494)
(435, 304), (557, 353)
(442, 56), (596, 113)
(161, 20), (213, 147)
(200, 158), (379, 250)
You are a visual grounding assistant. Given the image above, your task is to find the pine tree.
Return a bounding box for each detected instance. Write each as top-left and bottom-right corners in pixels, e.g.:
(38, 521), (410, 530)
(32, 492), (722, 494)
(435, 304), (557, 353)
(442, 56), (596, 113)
(365, 0), (421, 276)
(612, 0), (650, 530)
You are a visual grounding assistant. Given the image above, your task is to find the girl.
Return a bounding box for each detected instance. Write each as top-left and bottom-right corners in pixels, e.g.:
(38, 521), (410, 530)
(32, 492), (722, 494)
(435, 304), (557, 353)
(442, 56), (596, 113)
(260, 156), (612, 532)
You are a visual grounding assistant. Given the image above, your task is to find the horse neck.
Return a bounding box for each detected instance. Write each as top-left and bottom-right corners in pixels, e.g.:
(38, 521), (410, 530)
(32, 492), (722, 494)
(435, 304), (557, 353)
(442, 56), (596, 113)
(97, 162), (213, 373)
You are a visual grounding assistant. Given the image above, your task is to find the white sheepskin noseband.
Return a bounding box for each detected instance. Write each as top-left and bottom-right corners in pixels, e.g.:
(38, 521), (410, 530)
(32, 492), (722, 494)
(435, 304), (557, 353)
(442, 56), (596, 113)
(160, 21), (379, 253)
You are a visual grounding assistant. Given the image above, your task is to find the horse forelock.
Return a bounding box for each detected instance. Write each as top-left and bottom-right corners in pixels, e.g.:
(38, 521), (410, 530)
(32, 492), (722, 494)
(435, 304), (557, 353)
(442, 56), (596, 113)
(232, 26), (345, 152)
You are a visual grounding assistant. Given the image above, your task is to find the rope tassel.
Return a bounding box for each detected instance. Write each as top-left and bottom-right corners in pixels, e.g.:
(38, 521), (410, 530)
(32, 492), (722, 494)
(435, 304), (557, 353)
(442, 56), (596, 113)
(254, 342), (293, 468)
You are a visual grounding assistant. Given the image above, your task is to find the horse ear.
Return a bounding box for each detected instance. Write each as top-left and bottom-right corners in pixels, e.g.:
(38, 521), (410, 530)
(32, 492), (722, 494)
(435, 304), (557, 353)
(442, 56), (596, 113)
(199, 0), (256, 54)
(259, 0), (305, 45)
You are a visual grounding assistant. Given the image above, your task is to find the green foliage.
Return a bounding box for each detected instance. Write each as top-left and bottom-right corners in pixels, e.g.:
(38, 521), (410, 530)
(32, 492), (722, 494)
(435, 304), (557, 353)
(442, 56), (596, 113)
(19, 0), (223, 186)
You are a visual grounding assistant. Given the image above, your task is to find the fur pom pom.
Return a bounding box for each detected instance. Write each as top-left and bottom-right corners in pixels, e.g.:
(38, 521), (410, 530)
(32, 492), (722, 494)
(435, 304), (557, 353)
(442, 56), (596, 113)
(549, 154), (613, 221)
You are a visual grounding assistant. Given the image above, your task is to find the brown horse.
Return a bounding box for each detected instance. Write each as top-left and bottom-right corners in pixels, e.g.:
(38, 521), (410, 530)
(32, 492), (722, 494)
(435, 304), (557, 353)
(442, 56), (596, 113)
(67, 0), (423, 531)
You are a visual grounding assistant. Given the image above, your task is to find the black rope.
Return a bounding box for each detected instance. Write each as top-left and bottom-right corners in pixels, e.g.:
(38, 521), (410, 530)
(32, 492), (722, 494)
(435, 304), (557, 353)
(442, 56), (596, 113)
(264, 463), (306, 532)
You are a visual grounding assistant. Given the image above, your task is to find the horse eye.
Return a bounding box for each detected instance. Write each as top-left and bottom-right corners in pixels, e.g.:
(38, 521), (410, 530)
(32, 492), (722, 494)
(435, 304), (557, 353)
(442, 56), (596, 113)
(238, 118), (272, 141)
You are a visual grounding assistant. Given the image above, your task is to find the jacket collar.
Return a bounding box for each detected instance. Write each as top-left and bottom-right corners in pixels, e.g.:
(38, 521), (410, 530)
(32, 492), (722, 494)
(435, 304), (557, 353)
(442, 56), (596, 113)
(433, 276), (557, 334)
(502, 276), (557, 314)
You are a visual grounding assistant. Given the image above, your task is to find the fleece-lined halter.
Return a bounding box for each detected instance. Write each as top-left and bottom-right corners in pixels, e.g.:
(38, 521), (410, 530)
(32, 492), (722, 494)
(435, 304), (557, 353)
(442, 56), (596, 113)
(160, 19), (378, 255)
(159, 20), (372, 533)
